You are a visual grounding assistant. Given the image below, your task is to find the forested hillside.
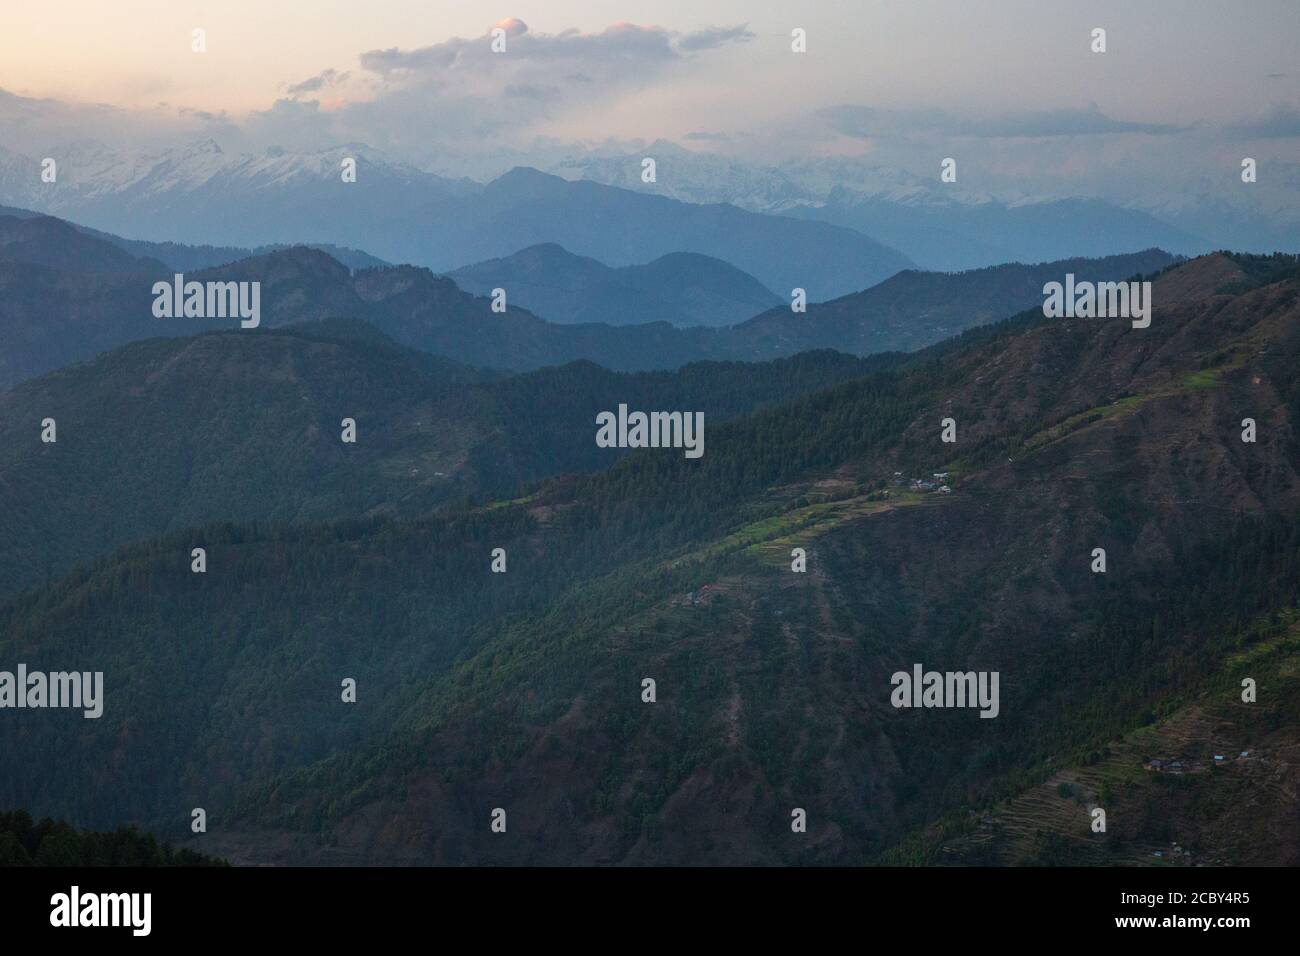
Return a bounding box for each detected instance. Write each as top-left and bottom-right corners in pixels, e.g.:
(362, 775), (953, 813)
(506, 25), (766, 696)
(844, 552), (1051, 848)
(3, 253), (1296, 864)
(0, 320), (885, 598)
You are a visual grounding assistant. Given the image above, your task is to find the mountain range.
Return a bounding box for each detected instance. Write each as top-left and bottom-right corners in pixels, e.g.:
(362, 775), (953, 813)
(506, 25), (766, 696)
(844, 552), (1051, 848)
(0, 207), (1177, 389)
(8, 138), (1296, 284)
(3, 251), (1296, 864)
(3, 149), (1297, 868)
(0, 142), (913, 299)
(550, 141), (1300, 270)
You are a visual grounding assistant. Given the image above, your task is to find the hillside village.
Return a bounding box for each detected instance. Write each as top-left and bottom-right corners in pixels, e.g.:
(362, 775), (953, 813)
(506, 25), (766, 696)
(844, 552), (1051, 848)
(891, 471), (953, 494)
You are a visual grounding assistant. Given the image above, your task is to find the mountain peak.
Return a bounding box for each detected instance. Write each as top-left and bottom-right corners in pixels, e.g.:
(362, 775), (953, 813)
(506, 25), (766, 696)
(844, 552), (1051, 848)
(1151, 251), (1248, 304)
(489, 166), (568, 198)
(186, 138), (224, 156)
(204, 244), (352, 286)
(496, 165), (554, 181)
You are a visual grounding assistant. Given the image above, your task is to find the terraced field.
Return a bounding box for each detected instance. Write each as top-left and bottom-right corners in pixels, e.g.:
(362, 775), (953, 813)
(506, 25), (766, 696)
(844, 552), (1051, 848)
(907, 613), (1300, 866)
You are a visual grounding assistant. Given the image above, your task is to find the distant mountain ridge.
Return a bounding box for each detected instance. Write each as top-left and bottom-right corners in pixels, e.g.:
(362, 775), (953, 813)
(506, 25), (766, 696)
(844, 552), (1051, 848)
(0, 211), (1181, 389)
(549, 142), (1298, 270)
(449, 243), (780, 327)
(0, 204), (387, 272)
(734, 249), (1182, 355)
(0, 214), (166, 273)
(0, 142), (914, 299)
(787, 193), (1211, 274)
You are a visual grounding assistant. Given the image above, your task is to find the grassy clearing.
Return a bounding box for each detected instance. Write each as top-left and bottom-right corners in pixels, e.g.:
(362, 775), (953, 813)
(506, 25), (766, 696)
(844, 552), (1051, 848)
(1018, 339), (1256, 457)
(1022, 395), (1146, 453)
(741, 492), (936, 567)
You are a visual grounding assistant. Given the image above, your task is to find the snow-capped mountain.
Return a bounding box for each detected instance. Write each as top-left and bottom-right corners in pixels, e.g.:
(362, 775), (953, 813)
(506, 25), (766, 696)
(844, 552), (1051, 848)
(0, 140), (916, 297)
(5, 136), (1293, 278)
(544, 141), (1300, 270)
(0, 139), (477, 228)
(1125, 165), (1300, 255)
(548, 139), (820, 212)
(548, 140), (1008, 213)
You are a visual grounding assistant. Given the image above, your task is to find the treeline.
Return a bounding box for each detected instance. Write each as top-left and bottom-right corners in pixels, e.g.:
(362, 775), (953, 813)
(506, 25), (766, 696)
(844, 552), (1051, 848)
(0, 810), (225, 866)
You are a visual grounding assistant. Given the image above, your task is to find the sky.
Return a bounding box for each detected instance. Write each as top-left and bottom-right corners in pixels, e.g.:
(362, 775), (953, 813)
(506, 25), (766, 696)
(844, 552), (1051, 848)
(1, 0), (1298, 201)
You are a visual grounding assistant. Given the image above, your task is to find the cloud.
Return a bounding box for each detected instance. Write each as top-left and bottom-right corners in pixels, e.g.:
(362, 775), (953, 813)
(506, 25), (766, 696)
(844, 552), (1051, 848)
(504, 83), (560, 102)
(359, 44), (460, 75)
(358, 21), (675, 76)
(177, 107), (221, 122)
(234, 98), (346, 152)
(286, 69), (350, 97)
(676, 25), (755, 52)
(1229, 103), (1300, 139)
(964, 106), (1186, 138)
(821, 103), (1186, 140)
(0, 20), (771, 166)
(273, 19), (752, 159)
(0, 86), (221, 153)
(494, 17), (529, 37)
(357, 20), (751, 76)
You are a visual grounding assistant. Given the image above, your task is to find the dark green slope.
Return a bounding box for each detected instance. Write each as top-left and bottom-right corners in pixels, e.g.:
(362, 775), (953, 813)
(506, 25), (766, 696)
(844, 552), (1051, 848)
(0, 810), (225, 867)
(0, 352), (929, 839)
(0, 323), (887, 599)
(223, 255), (1300, 863)
(3, 255), (1297, 864)
(886, 609), (1300, 866)
(0, 244), (364, 390)
(0, 321), (494, 599)
(0, 214), (168, 274)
